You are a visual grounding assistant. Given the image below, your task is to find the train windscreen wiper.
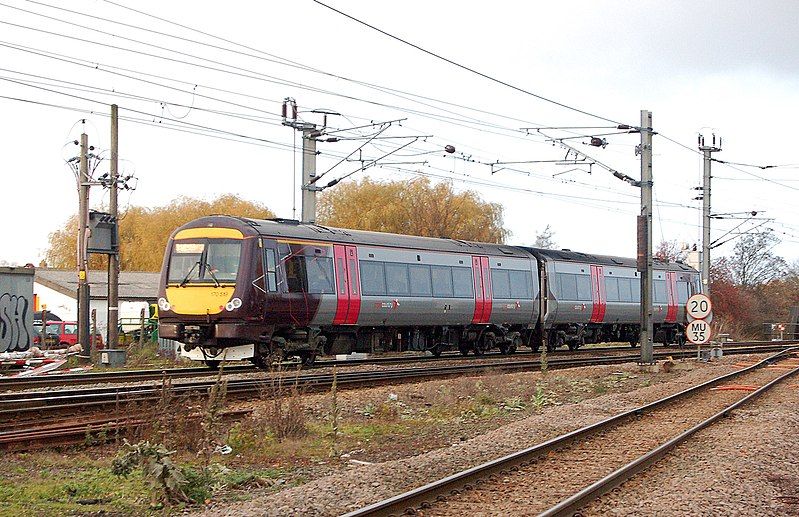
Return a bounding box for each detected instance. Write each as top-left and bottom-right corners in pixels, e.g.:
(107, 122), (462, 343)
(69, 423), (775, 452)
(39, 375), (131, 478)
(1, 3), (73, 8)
(203, 262), (221, 287)
(179, 261), (200, 287)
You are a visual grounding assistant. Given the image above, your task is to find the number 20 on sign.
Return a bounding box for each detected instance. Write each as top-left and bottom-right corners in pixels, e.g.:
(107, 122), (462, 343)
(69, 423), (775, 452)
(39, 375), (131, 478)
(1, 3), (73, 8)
(686, 319), (712, 345)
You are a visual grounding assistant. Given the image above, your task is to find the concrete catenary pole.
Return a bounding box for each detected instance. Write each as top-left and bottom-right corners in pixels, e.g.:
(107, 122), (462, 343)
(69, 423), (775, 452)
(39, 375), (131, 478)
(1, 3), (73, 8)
(300, 127), (318, 224)
(77, 132), (91, 360)
(698, 133), (721, 295)
(108, 104), (120, 350)
(638, 110), (654, 364)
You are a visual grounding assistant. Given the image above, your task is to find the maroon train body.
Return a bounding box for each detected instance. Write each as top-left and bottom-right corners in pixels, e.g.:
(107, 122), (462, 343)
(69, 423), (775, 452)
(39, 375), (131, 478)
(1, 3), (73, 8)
(157, 216), (701, 367)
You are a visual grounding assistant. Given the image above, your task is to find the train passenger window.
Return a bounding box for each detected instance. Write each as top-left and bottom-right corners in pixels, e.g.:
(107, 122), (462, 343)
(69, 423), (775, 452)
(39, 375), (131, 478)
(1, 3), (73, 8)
(618, 278), (633, 302)
(491, 269), (511, 299)
(654, 280), (667, 304)
(385, 263), (410, 296)
(576, 274), (592, 301)
(677, 281), (690, 304)
(605, 277), (619, 302)
(336, 258), (346, 295)
(452, 267), (474, 298)
(559, 273), (578, 300)
(409, 264), (432, 296)
(431, 265), (454, 297)
(509, 270), (531, 299)
(632, 280), (641, 303)
(264, 249), (277, 292)
(305, 257), (335, 294)
(360, 261), (386, 295)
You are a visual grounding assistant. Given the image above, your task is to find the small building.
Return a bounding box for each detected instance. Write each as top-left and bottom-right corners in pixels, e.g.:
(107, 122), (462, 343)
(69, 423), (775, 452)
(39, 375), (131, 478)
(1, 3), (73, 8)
(0, 266), (35, 352)
(33, 268), (160, 340)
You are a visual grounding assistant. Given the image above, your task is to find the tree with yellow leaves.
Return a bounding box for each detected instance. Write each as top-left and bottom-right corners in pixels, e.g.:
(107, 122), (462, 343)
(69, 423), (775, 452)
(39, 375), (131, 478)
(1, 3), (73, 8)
(317, 178), (509, 243)
(45, 195), (274, 271)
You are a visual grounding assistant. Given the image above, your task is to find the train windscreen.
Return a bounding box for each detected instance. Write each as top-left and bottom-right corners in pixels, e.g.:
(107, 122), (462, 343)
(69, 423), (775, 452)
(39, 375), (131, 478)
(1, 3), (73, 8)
(168, 240), (241, 285)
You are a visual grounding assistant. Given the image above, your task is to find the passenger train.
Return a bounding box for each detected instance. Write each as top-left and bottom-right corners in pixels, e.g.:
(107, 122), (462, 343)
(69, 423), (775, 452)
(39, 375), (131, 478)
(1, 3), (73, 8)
(157, 216), (701, 367)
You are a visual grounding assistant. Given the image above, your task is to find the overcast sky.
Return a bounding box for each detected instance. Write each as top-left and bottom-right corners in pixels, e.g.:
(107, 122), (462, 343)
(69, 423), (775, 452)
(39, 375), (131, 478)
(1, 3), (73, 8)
(1, 0), (798, 267)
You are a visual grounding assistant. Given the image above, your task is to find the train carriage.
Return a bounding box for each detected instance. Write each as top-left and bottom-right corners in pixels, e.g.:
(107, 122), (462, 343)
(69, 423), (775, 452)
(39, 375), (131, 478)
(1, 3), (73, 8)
(157, 216), (701, 367)
(526, 248), (701, 350)
(158, 216), (541, 367)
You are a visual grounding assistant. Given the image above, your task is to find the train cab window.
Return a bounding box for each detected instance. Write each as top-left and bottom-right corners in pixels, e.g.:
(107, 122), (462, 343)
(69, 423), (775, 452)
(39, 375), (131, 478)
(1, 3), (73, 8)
(385, 263), (410, 296)
(284, 256), (306, 293)
(431, 265), (454, 297)
(360, 261), (387, 295)
(575, 274), (592, 301)
(305, 257), (335, 294)
(205, 241), (241, 282)
(409, 264), (432, 296)
(605, 277), (619, 302)
(264, 249), (277, 292)
(654, 280), (667, 304)
(452, 267), (474, 298)
(509, 270), (531, 299)
(491, 269), (511, 299)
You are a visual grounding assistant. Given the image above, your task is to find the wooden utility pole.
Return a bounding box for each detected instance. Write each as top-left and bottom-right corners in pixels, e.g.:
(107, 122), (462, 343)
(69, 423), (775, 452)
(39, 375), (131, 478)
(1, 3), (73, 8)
(77, 133), (91, 361)
(108, 105), (120, 350)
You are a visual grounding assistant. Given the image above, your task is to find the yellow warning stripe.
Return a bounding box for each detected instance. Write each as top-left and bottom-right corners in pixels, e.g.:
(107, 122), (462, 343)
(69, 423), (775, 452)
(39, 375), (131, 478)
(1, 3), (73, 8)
(175, 227), (243, 239)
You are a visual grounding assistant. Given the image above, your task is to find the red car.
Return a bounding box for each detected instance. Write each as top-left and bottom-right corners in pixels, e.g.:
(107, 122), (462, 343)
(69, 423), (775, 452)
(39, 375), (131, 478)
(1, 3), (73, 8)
(33, 321), (104, 349)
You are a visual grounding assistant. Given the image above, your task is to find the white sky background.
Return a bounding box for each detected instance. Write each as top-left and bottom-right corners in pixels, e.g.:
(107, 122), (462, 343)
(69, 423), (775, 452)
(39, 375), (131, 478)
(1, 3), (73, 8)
(1, 0), (798, 266)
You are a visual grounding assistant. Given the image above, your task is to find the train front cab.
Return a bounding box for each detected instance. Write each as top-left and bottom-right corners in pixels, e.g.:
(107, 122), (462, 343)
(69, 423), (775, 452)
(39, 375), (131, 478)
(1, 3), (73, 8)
(157, 223), (270, 365)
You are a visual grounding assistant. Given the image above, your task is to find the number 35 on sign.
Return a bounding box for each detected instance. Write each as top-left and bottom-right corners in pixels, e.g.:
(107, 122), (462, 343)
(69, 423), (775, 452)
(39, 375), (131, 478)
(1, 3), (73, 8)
(686, 320), (712, 345)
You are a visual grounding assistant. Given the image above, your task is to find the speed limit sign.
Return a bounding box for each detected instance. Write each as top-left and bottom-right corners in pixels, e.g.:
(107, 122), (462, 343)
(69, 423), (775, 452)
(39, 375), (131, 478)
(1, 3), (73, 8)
(686, 320), (712, 345)
(686, 294), (712, 322)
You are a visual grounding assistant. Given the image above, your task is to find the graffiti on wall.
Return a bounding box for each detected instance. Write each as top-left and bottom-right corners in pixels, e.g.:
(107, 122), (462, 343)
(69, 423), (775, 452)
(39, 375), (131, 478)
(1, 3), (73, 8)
(0, 292), (31, 352)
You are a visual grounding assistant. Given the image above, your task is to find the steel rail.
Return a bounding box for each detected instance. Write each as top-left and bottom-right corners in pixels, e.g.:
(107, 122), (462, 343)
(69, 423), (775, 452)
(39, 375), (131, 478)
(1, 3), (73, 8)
(1, 345), (793, 451)
(0, 344), (788, 412)
(2, 340), (793, 391)
(541, 357), (799, 516)
(343, 347), (798, 517)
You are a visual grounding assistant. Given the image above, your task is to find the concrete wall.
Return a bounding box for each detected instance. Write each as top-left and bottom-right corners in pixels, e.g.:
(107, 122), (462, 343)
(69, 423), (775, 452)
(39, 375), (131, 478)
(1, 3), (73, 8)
(0, 267), (34, 352)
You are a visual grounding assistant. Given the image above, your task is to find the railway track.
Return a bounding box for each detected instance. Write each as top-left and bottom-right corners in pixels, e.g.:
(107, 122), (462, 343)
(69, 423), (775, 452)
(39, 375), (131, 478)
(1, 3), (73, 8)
(0, 343), (793, 451)
(1, 340), (793, 391)
(345, 347), (799, 516)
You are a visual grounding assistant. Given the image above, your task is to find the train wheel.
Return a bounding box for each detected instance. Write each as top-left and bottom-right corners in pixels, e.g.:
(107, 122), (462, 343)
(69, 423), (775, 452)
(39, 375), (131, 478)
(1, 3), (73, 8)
(204, 360), (220, 370)
(299, 352), (317, 367)
(498, 342), (509, 355)
(459, 344), (470, 356)
(430, 343), (443, 357)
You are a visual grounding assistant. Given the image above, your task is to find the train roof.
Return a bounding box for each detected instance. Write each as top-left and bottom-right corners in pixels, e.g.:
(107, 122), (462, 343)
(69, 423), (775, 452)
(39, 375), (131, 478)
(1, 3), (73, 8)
(176, 216), (698, 272)
(177, 216), (531, 258)
(521, 247), (698, 272)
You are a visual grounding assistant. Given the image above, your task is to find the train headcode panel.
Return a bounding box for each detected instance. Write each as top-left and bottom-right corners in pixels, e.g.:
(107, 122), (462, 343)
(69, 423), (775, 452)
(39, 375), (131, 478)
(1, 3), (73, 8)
(686, 294), (712, 322)
(686, 320), (711, 345)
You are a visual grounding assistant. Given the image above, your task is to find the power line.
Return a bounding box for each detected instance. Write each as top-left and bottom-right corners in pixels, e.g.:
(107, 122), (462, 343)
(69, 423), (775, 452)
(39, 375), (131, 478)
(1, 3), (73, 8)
(312, 0), (629, 127)
(1, 77), (297, 150)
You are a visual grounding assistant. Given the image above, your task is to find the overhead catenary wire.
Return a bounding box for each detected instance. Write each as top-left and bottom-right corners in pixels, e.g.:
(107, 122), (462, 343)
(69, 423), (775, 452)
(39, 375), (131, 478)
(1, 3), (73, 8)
(312, 0), (631, 127)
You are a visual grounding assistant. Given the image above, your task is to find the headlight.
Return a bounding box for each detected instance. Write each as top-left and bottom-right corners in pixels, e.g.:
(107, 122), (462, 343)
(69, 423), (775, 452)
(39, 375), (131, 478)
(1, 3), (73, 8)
(158, 297), (171, 311)
(225, 298), (242, 312)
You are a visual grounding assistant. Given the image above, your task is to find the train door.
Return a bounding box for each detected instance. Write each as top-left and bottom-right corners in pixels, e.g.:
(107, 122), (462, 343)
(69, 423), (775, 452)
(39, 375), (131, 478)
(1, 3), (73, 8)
(333, 245), (361, 324)
(589, 265), (606, 323)
(665, 271), (678, 323)
(471, 256), (492, 323)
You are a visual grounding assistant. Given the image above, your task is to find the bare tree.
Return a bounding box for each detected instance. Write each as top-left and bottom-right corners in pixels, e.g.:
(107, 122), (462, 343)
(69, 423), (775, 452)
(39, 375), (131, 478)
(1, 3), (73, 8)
(655, 240), (687, 262)
(533, 225), (557, 249)
(728, 231), (787, 287)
